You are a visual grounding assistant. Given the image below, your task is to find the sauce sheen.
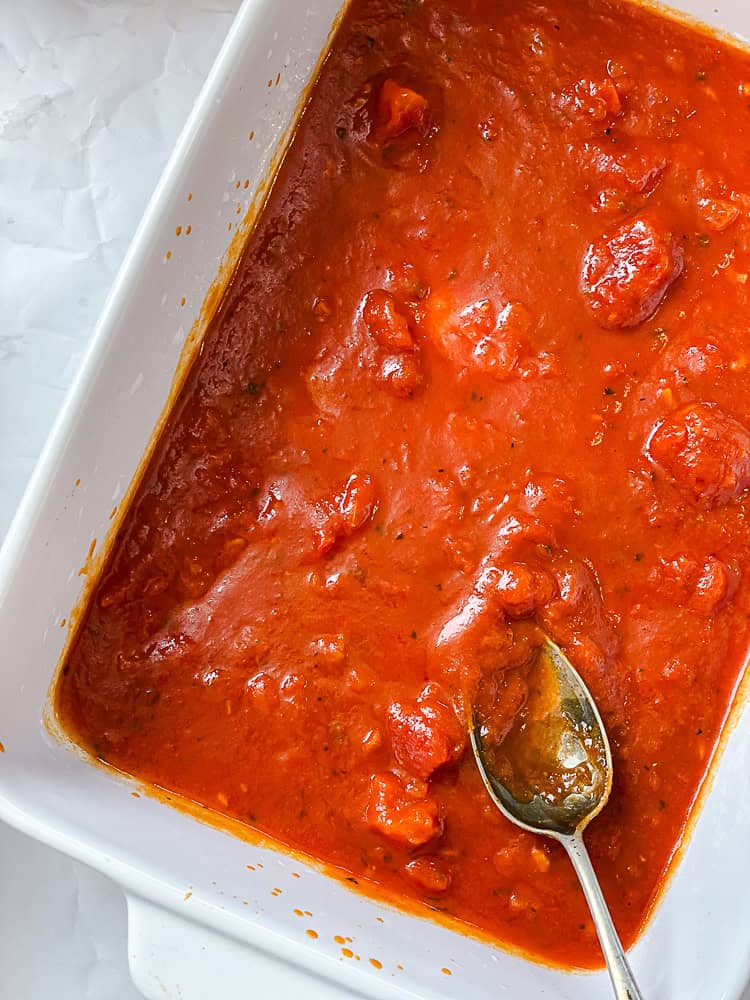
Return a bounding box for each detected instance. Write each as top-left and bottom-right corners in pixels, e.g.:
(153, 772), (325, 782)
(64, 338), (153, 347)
(58, 0), (750, 968)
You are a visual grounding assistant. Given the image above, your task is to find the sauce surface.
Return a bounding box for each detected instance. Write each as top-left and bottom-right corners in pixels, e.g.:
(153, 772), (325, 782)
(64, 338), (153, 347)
(58, 0), (750, 968)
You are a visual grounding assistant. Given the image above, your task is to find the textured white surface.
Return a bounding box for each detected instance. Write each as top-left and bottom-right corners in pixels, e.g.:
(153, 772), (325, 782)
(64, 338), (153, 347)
(0, 2), (237, 998)
(0, 0), (239, 539)
(3, 2), (750, 1000)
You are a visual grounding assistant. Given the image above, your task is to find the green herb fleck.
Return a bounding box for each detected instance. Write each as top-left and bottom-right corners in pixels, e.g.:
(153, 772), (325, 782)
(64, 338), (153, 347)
(336, 126), (348, 139)
(634, 552), (644, 562)
(247, 381), (261, 395)
(410, 630), (417, 639)
(603, 386), (615, 396)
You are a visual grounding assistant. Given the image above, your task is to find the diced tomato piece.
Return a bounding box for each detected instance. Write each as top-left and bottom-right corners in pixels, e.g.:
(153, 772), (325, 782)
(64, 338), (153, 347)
(379, 353), (423, 397)
(375, 79), (429, 141)
(244, 671), (279, 714)
(652, 552), (701, 601)
(621, 156), (668, 193)
(648, 402), (750, 506)
(386, 695), (465, 778)
(698, 196), (740, 232)
(692, 556), (734, 612)
(362, 290), (414, 350)
(589, 78), (622, 118)
(472, 332), (522, 379)
(403, 856), (451, 895)
(366, 771), (441, 846)
(563, 78), (623, 122)
(580, 214), (683, 328)
(362, 289), (423, 397)
(315, 473), (377, 553)
(606, 60), (634, 96)
(424, 297), (529, 378)
(490, 563), (557, 619)
(551, 560), (598, 611)
(337, 472), (377, 531)
(586, 148), (668, 197)
(654, 552), (738, 613)
(695, 170), (743, 232)
(537, 554), (617, 675)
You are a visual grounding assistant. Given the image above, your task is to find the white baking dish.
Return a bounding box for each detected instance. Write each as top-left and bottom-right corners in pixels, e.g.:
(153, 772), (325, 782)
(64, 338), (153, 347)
(1, 1), (750, 997)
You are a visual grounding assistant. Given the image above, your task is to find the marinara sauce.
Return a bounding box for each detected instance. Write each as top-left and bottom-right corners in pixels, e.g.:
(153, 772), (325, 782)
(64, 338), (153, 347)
(58, 0), (750, 968)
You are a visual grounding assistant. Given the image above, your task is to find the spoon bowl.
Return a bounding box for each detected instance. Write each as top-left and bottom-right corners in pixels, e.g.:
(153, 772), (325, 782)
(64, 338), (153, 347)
(470, 636), (644, 1000)
(470, 637), (612, 838)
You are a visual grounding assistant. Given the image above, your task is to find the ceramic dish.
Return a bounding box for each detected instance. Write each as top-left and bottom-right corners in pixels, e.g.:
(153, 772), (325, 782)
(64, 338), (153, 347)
(1, 1), (750, 997)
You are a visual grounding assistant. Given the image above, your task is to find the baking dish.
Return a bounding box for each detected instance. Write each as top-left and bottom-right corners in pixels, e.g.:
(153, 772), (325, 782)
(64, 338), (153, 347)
(2, 1), (750, 998)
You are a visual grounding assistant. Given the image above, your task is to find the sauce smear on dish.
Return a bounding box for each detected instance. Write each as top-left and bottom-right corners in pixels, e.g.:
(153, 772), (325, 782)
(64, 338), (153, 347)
(58, 0), (750, 968)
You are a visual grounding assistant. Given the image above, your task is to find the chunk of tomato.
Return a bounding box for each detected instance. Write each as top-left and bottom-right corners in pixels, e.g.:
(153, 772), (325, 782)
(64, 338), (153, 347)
(386, 696), (465, 778)
(649, 402), (750, 507)
(362, 289), (414, 350)
(581, 214), (683, 328)
(366, 771), (441, 846)
(375, 79), (429, 142)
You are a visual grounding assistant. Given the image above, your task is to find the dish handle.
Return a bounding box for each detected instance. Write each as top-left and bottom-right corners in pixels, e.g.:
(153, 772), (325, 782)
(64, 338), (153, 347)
(126, 894), (352, 1000)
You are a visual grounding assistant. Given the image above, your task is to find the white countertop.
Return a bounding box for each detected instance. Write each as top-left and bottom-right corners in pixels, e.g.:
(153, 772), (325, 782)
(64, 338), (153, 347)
(0, 3), (237, 997)
(3, 3), (749, 999)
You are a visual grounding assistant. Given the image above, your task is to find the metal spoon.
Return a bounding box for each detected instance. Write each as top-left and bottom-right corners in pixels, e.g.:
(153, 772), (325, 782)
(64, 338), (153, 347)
(469, 636), (644, 1000)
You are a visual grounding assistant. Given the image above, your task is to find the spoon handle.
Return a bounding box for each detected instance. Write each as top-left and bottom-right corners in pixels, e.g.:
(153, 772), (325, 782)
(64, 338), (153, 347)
(563, 832), (644, 1000)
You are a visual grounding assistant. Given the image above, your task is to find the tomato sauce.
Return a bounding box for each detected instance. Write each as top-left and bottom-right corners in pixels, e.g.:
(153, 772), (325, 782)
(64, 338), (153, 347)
(58, 0), (750, 968)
